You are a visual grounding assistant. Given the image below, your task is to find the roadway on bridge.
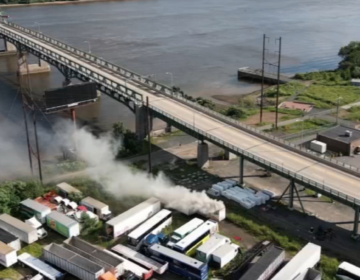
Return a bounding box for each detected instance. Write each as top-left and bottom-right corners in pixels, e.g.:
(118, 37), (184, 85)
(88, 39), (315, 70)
(2, 24), (359, 201)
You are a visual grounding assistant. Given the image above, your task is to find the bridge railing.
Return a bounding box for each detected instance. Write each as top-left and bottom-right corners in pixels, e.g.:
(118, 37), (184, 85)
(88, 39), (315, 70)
(5, 21), (360, 175)
(151, 104), (360, 206)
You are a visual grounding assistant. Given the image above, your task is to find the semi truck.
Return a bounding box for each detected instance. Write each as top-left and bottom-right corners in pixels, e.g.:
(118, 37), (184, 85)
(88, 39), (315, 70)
(106, 197), (160, 238)
(25, 217), (48, 239)
(0, 241), (17, 267)
(80, 196), (112, 221)
(0, 214), (38, 244)
(46, 211), (80, 238)
(20, 199), (51, 224)
(18, 253), (65, 280)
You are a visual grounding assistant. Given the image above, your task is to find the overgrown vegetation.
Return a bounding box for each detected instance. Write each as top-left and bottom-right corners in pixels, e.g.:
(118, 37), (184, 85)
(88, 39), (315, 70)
(295, 41), (360, 85)
(264, 82), (306, 97)
(44, 160), (87, 176)
(18, 243), (43, 258)
(296, 85), (360, 109)
(79, 212), (103, 236)
(0, 180), (44, 215)
(343, 105), (360, 122)
(265, 118), (333, 134)
(112, 122), (149, 158)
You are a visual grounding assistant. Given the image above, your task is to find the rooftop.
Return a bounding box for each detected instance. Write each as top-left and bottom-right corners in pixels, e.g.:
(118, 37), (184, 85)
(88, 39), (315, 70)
(46, 211), (78, 228)
(56, 182), (81, 194)
(0, 227), (18, 244)
(21, 199), (51, 213)
(318, 125), (360, 144)
(0, 214), (36, 233)
(0, 241), (15, 254)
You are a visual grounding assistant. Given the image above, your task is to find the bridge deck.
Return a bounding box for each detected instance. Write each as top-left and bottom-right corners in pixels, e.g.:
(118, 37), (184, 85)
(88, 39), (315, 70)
(2, 23), (359, 206)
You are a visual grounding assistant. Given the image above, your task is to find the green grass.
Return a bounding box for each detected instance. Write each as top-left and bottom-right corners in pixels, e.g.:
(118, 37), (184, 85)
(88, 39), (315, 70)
(343, 106), (360, 122)
(265, 106), (304, 116)
(0, 267), (23, 280)
(18, 243), (43, 258)
(297, 85), (360, 109)
(265, 118), (333, 134)
(264, 82), (306, 98)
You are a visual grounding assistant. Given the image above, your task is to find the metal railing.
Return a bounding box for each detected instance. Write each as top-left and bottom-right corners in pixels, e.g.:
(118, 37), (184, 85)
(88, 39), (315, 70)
(3, 21), (360, 175)
(150, 104), (360, 207)
(0, 21), (360, 201)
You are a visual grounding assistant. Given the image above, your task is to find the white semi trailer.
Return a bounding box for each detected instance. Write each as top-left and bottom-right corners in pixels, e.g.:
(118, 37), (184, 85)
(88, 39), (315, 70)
(106, 197), (161, 238)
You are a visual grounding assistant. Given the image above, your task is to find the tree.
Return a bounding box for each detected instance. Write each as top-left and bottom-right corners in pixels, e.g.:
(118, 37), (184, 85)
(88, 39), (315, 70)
(79, 212), (102, 236)
(195, 97), (215, 110)
(68, 192), (84, 203)
(338, 41), (360, 77)
(112, 122), (125, 140)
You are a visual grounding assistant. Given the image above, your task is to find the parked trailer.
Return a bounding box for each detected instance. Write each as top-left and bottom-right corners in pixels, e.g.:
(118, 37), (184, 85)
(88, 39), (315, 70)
(212, 244), (240, 269)
(43, 243), (105, 280)
(63, 236), (124, 277)
(239, 246), (285, 280)
(56, 182), (81, 198)
(18, 253), (65, 280)
(46, 211), (80, 238)
(105, 249), (153, 280)
(20, 199), (52, 224)
(0, 214), (38, 244)
(0, 241), (17, 267)
(0, 227), (21, 251)
(106, 197), (161, 238)
(196, 234), (230, 263)
(112, 244), (168, 274)
(271, 242), (321, 280)
(80, 197), (112, 221)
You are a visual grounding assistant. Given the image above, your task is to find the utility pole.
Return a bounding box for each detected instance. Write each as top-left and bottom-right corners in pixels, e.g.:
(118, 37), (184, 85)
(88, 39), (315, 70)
(336, 96), (342, 124)
(146, 96), (152, 174)
(260, 34), (266, 123)
(275, 37), (282, 129)
(33, 111), (43, 184)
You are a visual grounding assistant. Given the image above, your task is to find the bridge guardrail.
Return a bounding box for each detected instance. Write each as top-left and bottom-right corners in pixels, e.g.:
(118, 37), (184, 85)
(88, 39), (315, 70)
(3, 22), (360, 207)
(4, 21), (360, 175)
(150, 104), (360, 207)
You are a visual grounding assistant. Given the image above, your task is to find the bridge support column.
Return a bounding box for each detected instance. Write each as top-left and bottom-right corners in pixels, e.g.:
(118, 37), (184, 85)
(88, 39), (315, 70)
(62, 78), (72, 87)
(0, 39), (16, 57)
(353, 206), (359, 236)
(289, 180), (295, 210)
(135, 105), (152, 140)
(165, 122), (172, 133)
(224, 150), (237, 160)
(17, 53), (50, 75)
(239, 155), (244, 186)
(197, 141), (209, 169)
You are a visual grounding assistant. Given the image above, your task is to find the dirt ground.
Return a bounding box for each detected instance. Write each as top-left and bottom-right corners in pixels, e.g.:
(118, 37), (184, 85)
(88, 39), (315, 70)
(242, 111), (286, 125)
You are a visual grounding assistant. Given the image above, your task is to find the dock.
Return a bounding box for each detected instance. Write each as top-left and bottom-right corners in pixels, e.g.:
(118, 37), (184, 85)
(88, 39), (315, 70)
(237, 67), (292, 84)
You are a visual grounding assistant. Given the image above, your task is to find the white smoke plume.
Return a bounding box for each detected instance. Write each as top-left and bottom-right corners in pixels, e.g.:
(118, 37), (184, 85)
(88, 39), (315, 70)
(56, 122), (225, 216)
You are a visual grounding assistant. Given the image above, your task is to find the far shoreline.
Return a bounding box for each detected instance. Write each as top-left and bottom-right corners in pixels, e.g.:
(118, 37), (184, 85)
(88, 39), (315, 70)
(0, 0), (116, 8)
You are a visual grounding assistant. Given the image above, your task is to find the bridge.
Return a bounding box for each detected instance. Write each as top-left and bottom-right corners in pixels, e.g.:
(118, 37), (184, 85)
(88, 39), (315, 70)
(1, 21), (360, 235)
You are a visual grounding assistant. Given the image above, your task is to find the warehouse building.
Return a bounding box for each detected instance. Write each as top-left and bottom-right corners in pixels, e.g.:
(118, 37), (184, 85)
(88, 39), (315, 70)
(317, 125), (360, 156)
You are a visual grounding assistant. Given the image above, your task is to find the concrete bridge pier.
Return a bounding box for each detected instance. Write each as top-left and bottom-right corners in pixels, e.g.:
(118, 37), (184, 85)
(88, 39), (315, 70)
(0, 39), (17, 56)
(165, 122), (172, 133)
(224, 150), (237, 160)
(17, 52), (50, 75)
(135, 105), (152, 140)
(197, 141), (209, 169)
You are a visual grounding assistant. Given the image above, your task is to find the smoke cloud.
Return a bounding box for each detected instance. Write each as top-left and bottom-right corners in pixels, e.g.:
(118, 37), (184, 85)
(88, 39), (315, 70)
(56, 122), (225, 216)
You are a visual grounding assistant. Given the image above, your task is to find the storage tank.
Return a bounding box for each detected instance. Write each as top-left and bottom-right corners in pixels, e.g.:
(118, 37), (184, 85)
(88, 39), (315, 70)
(0, 214), (38, 244)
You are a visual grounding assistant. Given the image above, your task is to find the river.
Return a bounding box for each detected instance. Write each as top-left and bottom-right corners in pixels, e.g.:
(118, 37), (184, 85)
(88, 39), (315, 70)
(1, 0), (360, 131)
